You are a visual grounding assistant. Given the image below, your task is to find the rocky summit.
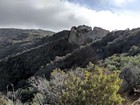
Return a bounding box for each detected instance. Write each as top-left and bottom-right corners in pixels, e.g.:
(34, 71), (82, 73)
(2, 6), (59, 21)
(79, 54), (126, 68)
(68, 25), (109, 46)
(0, 25), (140, 104)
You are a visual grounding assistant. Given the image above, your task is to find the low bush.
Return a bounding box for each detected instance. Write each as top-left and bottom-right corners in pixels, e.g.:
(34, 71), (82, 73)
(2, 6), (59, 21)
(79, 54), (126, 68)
(46, 63), (124, 105)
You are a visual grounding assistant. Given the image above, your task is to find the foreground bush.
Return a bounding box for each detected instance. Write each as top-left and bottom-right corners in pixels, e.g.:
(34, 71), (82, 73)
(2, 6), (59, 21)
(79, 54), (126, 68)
(47, 63), (124, 105)
(0, 93), (13, 105)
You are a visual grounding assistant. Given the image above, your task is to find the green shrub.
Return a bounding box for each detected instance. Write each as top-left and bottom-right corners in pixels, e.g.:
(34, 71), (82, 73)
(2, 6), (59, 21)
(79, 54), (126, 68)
(103, 54), (140, 71)
(47, 64), (124, 105)
(128, 45), (140, 56)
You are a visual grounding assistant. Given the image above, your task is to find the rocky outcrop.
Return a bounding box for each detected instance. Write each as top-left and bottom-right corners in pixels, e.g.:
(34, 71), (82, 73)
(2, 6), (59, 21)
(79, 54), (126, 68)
(68, 25), (109, 46)
(68, 25), (92, 46)
(120, 66), (140, 93)
(90, 27), (110, 40)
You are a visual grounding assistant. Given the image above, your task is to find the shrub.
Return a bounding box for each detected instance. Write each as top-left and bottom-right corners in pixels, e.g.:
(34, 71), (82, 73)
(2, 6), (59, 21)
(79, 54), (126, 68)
(103, 54), (140, 71)
(47, 64), (124, 105)
(0, 93), (13, 105)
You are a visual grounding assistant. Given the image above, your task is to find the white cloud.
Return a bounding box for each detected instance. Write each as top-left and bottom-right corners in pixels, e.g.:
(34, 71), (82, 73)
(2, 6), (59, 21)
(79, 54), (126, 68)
(0, 0), (140, 31)
(108, 0), (137, 7)
(70, 5), (140, 31)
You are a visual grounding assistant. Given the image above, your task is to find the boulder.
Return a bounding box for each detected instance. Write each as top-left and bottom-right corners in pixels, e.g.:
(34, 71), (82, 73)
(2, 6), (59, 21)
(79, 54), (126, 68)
(68, 25), (109, 46)
(89, 27), (110, 40)
(119, 65), (140, 93)
(68, 25), (92, 46)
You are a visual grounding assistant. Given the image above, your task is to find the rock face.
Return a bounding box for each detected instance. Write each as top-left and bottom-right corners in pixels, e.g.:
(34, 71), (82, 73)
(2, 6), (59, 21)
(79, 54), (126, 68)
(68, 25), (92, 46)
(90, 27), (110, 40)
(120, 66), (140, 92)
(68, 25), (109, 46)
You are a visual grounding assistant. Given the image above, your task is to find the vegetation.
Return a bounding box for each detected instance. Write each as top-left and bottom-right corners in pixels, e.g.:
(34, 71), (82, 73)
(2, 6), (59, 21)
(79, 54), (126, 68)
(103, 54), (140, 71)
(46, 63), (124, 105)
(0, 93), (13, 105)
(0, 63), (124, 105)
(103, 54), (140, 103)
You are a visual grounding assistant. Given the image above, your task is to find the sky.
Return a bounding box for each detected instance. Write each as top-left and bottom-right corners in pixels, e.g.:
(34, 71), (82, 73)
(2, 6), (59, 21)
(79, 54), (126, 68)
(0, 0), (140, 31)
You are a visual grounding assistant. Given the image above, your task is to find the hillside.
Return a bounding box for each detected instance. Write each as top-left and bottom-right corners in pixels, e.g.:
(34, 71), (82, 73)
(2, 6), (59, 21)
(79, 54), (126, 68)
(0, 25), (140, 104)
(0, 28), (55, 59)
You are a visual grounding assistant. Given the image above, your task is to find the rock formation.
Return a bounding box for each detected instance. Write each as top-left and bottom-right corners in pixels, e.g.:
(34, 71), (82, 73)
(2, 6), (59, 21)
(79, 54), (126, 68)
(68, 25), (109, 46)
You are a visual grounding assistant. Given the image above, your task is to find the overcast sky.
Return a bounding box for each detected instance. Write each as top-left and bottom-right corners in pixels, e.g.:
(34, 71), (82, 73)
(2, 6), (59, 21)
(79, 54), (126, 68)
(0, 0), (140, 31)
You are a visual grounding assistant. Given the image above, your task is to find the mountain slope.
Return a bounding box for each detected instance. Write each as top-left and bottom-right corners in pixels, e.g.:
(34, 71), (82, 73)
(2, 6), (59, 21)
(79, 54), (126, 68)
(0, 28), (55, 59)
(0, 25), (109, 90)
(0, 26), (140, 104)
(38, 28), (140, 77)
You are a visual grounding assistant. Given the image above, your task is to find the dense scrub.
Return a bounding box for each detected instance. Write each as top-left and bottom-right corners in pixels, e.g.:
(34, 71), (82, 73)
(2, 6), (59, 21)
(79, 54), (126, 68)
(103, 54), (140, 71)
(43, 63), (124, 105)
(50, 66), (123, 105)
(0, 63), (124, 105)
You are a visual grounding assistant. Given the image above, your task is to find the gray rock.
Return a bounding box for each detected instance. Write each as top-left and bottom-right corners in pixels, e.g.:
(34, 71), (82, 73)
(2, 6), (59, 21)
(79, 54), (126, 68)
(68, 25), (109, 46)
(89, 27), (110, 40)
(68, 25), (92, 46)
(119, 65), (140, 93)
